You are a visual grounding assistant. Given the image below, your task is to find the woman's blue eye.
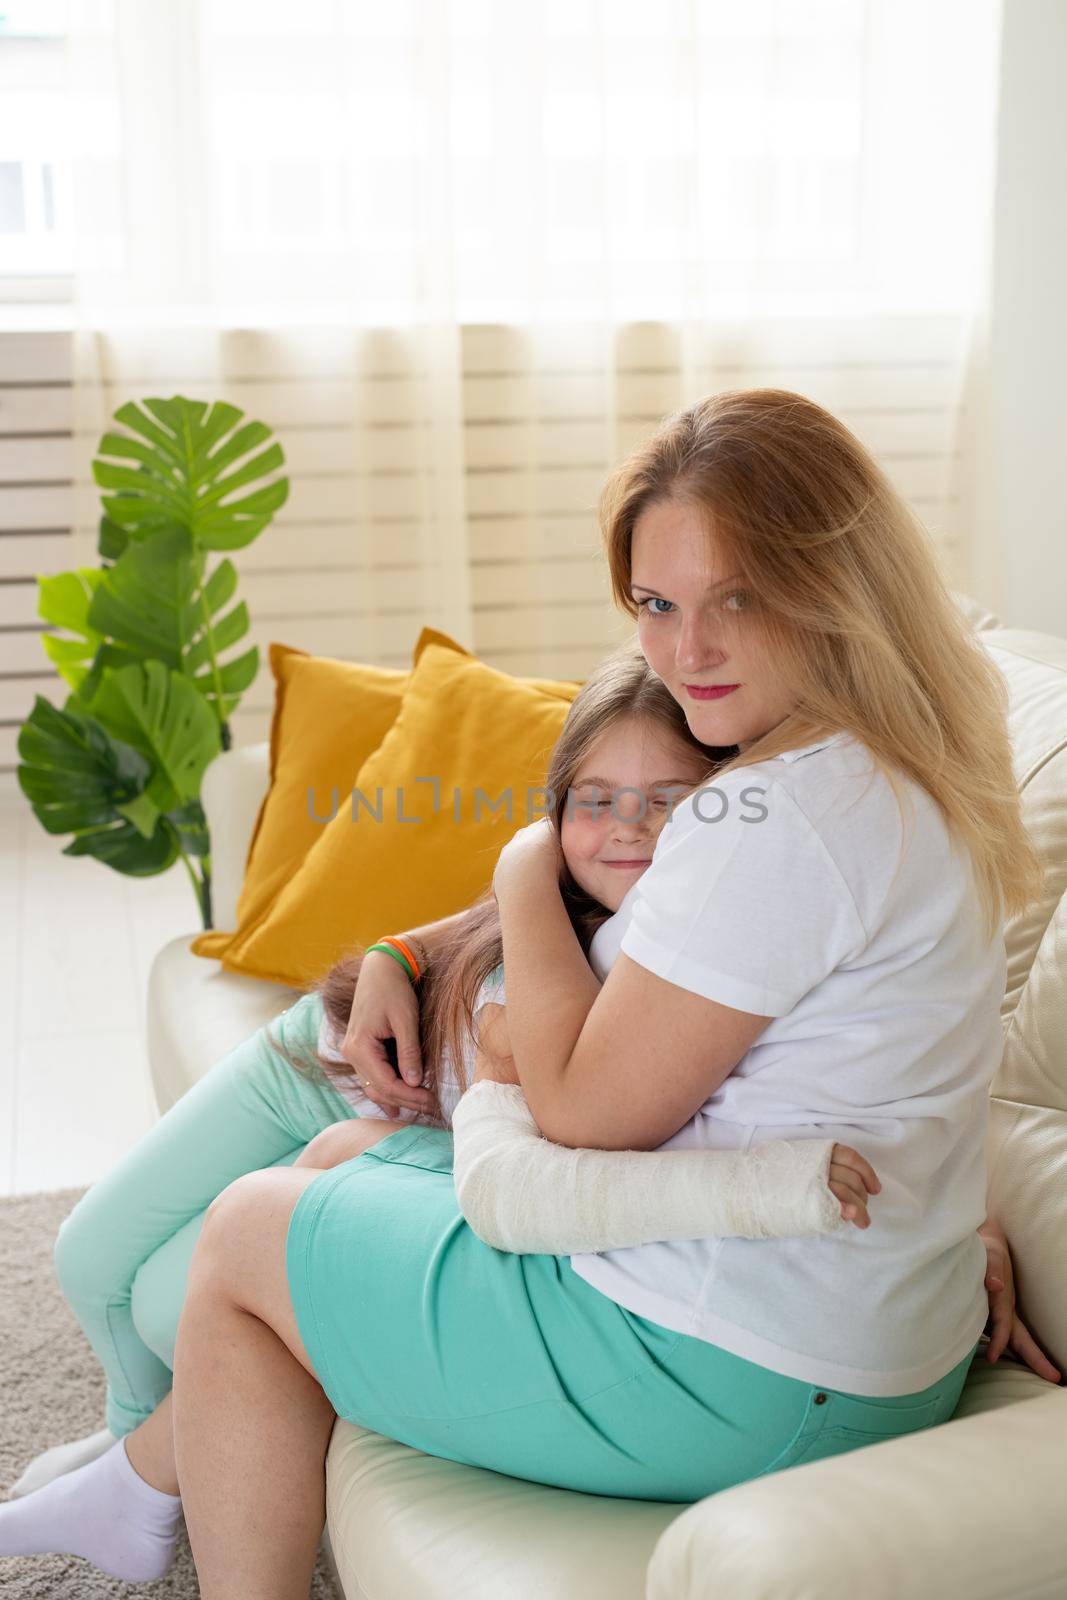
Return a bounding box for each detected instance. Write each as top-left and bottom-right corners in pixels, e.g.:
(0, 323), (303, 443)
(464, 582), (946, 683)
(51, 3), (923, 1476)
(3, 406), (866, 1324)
(723, 590), (750, 611)
(637, 597), (674, 616)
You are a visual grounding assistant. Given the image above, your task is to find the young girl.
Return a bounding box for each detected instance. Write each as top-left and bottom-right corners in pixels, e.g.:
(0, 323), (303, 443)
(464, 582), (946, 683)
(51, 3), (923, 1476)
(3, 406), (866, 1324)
(2, 643), (877, 1583)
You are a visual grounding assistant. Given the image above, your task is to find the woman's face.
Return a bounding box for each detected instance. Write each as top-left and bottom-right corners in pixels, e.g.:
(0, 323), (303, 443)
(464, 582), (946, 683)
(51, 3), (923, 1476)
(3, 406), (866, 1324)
(559, 717), (710, 912)
(631, 497), (796, 751)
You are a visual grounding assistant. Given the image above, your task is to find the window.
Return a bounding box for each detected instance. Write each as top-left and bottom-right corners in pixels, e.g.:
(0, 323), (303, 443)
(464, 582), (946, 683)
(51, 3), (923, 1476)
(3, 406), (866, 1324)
(0, 1), (999, 323)
(0, 2), (71, 290)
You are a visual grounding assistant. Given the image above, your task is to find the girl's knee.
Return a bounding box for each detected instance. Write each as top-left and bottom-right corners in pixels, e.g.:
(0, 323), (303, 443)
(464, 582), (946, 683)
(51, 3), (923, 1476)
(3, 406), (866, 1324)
(130, 1257), (179, 1368)
(53, 1195), (104, 1303)
(295, 1118), (407, 1170)
(130, 1215), (206, 1367)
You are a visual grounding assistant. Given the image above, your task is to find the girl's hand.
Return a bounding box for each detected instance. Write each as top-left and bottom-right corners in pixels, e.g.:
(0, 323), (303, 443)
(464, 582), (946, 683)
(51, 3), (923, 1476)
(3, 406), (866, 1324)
(492, 817), (563, 896)
(337, 950), (437, 1120)
(828, 1142), (882, 1229)
(979, 1216), (1062, 1384)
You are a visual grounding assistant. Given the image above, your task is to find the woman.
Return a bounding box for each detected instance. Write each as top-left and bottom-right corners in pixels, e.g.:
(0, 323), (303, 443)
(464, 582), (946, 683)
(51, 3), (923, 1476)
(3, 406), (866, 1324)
(166, 388), (1051, 1595)
(7, 390), (1059, 1597)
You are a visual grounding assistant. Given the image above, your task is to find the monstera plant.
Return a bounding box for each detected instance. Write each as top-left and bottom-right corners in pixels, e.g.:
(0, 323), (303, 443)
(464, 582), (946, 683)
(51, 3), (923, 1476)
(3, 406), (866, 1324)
(17, 394), (289, 930)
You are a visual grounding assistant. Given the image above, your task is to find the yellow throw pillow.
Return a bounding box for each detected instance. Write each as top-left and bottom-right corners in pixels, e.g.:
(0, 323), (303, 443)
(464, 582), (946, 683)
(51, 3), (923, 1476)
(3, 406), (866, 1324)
(192, 640), (409, 961)
(211, 637), (581, 987)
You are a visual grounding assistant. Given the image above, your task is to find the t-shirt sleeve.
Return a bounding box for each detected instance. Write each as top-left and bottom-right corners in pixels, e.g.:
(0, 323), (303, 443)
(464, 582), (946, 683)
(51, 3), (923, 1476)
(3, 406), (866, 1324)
(317, 1008), (346, 1062)
(619, 777), (867, 1017)
(471, 961), (507, 1046)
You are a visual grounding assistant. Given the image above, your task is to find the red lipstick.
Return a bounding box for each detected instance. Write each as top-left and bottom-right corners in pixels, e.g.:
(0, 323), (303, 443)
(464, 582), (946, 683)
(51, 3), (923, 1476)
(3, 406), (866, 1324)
(685, 684), (739, 701)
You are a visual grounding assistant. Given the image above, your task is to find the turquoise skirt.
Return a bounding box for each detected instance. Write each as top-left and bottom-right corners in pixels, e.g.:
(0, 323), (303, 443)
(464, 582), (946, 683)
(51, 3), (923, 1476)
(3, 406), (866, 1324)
(285, 1120), (981, 1503)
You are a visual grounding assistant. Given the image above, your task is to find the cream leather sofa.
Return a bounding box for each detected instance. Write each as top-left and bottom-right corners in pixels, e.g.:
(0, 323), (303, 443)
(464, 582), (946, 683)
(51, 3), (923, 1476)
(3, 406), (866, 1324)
(146, 595), (1067, 1600)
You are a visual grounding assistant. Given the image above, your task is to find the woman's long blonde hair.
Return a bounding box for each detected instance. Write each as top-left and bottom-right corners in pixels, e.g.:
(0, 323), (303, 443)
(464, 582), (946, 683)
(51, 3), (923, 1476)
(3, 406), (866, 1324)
(599, 387), (1044, 939)
(270, 639), (730, 1123)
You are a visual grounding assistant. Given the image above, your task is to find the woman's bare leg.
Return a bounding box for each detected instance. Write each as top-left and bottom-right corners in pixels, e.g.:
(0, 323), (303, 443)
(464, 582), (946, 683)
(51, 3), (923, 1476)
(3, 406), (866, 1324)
(121, 1117), (402, 1512)
(173, 1127), (403, 1600)
(123, 1392), (179, 1494)
(173, 1177), (333, 1600)
(116, 1167), (325, 1520)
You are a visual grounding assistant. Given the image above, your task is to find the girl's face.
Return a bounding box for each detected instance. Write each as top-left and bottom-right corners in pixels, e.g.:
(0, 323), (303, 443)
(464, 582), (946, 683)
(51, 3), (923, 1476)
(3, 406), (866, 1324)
(559, 717), (711, 912)
(631, 497), (797, 751)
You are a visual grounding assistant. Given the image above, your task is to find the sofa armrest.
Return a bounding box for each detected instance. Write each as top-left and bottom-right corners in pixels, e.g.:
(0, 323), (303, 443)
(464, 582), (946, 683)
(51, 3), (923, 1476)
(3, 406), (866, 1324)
(201, 741), (271, 932)
(646, 1386), (1067, 1600)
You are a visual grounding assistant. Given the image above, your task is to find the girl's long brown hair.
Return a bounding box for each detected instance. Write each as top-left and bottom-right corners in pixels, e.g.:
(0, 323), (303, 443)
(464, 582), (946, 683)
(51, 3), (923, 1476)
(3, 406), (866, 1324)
(270, 638), (731, 1126)
(599, 388), (1045, 939)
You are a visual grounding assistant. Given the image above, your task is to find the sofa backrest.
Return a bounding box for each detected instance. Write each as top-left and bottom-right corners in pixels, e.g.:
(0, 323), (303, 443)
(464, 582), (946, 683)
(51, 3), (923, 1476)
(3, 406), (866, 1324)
(200, 740), (271, 932)
(976, 624), (1067, 1374)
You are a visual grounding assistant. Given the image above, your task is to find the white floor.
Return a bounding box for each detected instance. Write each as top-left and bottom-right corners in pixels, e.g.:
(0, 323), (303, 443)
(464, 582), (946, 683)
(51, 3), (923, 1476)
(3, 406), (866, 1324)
(1, 776), (198, 1196)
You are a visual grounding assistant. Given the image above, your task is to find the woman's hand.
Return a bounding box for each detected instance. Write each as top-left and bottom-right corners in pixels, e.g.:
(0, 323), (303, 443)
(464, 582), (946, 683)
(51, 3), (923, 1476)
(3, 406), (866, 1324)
(492, 817), (563, 897)
(337, 950), (436, 1120)
(827, 1143), (881, 1229)
(979, 1215), (1062, 1384)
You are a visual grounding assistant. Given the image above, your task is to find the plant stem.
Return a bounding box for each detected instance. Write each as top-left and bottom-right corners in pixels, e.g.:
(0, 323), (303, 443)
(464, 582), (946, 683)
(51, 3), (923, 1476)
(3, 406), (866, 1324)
(197, 565), (229, 743)
(178, 846), (211, 929)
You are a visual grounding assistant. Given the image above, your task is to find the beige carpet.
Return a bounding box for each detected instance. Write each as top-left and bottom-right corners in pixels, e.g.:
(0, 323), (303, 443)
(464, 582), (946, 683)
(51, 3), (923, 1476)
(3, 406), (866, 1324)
(0, 1186), (341, 1599)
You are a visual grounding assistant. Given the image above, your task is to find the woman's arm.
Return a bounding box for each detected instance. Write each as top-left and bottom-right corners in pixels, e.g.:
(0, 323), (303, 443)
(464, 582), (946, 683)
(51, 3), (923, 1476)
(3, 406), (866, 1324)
(492, 822), (772, 1150)
(453, 1005), (876, 1253)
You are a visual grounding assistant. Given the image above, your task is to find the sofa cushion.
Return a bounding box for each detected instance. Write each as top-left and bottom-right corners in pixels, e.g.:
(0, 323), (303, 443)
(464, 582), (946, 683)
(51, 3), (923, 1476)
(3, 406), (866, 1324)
(192, 641), (410, 959)
(325, 1421), (685, 1600)
(192, 627), (581, 983)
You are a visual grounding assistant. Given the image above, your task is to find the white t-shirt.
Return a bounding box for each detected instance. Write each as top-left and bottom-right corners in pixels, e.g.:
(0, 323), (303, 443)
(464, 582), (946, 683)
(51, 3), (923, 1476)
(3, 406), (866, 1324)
(316, 967), (506, 1128)
(562, 731), (1005, 1396)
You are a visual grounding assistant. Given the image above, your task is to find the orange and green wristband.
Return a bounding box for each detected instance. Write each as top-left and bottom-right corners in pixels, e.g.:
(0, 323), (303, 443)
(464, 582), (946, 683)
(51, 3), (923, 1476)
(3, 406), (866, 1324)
(365, 934), (422, 984)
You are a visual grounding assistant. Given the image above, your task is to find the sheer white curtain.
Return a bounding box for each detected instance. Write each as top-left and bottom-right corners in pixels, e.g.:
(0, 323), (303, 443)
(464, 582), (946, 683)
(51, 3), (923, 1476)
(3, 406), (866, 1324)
(64, 0), (1002, 732)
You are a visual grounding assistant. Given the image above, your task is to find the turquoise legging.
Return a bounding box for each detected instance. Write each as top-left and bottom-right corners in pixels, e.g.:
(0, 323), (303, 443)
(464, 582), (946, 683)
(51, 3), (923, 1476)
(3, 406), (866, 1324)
(53, 993), (360, 1439)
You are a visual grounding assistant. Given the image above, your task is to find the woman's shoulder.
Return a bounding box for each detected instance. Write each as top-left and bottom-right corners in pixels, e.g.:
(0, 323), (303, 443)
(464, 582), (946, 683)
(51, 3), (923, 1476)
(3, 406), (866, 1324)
(766, 734), (963, 932)
(658, 731), (954, 939)
(776, 732), (949, 858)
(704, 730), (937, 842)
(670, 731), (894, 839)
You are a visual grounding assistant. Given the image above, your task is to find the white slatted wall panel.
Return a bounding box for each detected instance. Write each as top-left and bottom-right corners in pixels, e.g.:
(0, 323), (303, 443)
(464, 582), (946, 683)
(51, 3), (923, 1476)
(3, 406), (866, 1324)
(0, 318), (967, 774)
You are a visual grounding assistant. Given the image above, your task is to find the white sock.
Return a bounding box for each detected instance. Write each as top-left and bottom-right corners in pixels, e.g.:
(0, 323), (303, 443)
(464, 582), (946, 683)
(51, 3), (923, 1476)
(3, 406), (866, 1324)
(0, 1436), (183, 1582)
(9, 1426), (118, 1498)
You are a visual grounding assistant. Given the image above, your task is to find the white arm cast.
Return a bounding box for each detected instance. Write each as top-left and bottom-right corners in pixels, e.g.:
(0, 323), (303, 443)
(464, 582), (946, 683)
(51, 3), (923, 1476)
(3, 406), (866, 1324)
(450, 1079), (846, 1255)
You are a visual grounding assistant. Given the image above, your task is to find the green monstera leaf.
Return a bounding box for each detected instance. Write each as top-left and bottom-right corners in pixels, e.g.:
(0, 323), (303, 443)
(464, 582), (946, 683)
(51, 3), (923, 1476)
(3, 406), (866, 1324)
(98, 509), (131, 562)
(37, 567), (148, 704)
(84, 659), (221, 821)
(91, 394), (289, 552)
(37, 569), (107, 693)
(17, 694), (181, 875)
(84, 522), (258, 723)
(18, 391), (286, 925)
